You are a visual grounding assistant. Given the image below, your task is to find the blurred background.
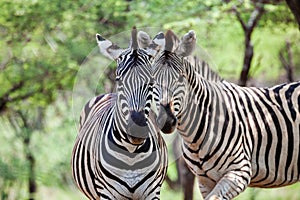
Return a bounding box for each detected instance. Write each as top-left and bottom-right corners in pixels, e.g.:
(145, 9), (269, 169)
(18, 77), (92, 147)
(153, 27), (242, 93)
(0, 0), (299, 199)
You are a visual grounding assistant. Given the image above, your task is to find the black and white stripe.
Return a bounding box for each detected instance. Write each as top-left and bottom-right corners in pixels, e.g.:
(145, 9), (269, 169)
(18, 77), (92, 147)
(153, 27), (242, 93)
(71, 29), (167, 200)
(154, 30), (300, 200)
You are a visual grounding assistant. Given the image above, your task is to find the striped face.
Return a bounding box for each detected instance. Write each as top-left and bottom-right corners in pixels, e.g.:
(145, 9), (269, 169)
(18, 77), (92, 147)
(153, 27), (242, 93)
(153, 51), (187, 134)
(115, 48), (153, 114)
(115, 48), (154, 140)
(96, 28), (163, 144)
(153, 30), (196, 134)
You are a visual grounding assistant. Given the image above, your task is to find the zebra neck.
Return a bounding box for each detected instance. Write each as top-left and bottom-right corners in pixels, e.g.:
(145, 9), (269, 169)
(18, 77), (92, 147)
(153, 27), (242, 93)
(113, 100), (129, 140)
(177, 65), (223, 143)
(187, 56), (223, 82)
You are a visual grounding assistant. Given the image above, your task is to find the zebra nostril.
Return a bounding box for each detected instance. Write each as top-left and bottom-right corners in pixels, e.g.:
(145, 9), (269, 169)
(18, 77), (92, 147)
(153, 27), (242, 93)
(160, 115), (177, 134)
(130, 110), (147, 127)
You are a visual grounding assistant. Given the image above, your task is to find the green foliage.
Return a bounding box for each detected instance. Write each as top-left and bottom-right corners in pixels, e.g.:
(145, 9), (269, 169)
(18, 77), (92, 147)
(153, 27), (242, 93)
(0, 98), (77, 199)
(0, 117), (28, 199)
(0, 0), (130, 112)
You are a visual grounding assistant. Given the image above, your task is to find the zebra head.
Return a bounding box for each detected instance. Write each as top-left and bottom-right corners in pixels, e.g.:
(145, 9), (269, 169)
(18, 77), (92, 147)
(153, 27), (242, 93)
(153, 30), (196, 134)
(96, 27), (164, 144)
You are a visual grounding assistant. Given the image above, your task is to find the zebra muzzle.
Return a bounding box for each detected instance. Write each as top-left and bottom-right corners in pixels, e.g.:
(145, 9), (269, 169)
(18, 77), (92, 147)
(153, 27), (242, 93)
(127, 110), (149, 145)
(157, 103), (177, 134)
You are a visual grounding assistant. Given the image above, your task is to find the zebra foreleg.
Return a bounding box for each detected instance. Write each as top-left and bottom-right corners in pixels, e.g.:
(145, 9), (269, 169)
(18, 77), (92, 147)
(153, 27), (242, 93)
(203, 171), (251, 200)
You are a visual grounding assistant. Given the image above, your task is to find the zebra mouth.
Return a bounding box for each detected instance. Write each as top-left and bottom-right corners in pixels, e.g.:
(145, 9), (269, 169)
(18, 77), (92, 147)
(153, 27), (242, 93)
(157, 118), (177, 134)
(127, 135), (145, 145)
(126, 110), (149, 144)
(126, 125), (149, 145)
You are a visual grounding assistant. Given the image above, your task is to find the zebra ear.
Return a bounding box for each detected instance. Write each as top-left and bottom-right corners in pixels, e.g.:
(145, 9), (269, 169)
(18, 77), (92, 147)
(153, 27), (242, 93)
(150, 31), (165, 56)
(96, 34), (124, 60)
(152, 32), (165, 49)
(138, 31), (165, 57)
(137, 31), (151, 49)
(165, 30), (180, 53)
(175, 30), (196, 57)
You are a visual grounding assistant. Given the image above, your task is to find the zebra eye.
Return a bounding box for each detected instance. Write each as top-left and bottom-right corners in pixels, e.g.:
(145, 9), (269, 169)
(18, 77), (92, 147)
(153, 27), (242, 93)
(115, 76), (121, 81)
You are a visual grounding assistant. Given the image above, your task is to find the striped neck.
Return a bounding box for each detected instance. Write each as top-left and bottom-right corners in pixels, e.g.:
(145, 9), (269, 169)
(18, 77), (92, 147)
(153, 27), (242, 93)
(176, 60), (221, 142)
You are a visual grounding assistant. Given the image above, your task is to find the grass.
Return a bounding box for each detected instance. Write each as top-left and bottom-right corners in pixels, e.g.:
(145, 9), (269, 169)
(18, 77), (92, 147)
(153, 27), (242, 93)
(40, 181), (300, 200)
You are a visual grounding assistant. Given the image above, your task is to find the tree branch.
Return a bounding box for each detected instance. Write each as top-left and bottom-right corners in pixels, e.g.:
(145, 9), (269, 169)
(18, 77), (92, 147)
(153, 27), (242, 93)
(0, 83), (44, 113)
(232, 5), (247, 31)
(247, 2), (265, 33)
(0, 81), (24, 111)
(235, 2), (265, 86)
(232, 2), (264, 34)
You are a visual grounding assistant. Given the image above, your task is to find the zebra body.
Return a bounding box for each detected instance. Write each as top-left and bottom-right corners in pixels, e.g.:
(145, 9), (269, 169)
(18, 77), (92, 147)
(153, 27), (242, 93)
(181, 78), (300, 193)
(72, 93), (167, 199)
(154, 30), (300, 199)
(71, 28), (167, 199)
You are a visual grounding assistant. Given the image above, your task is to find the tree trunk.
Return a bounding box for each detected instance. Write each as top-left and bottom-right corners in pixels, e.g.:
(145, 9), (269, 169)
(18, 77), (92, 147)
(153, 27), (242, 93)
(239, 37), (254, 86)
(178, 157), (195, 200)
(27, 152), (36, 200)
(285, 41), (294, 82)
(286, 0), (300, 30)
(171, 135), (195, 200)
(18, 112), (37, 200)
(233, 2), (264, 86)
(279, 40), (295, 82)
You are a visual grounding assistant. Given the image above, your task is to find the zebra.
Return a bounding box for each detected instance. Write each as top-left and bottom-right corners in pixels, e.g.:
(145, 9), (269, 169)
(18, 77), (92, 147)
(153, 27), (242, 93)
(143, 29), (223, 200)
(154, 30), (222, 134)
(71, 28), (168, 200)
(153, 29), (300, 200)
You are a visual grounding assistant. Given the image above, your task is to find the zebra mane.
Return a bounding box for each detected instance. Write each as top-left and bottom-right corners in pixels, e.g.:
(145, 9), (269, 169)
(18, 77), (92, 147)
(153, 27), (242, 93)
(130, 26), (138, 50)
